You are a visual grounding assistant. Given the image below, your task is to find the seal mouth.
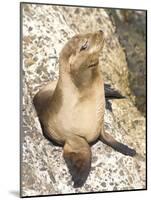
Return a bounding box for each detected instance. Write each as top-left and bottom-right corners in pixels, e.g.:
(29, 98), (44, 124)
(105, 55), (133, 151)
(88, 61), (99, 69)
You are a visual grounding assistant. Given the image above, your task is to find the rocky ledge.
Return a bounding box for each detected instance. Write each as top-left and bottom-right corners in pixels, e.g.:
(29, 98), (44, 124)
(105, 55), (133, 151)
(21, 3), (146, 197)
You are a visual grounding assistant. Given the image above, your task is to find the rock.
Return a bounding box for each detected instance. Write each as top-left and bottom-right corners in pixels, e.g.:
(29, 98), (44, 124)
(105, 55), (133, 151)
(21, 3), (146, 197)
(107, 10), (146, 115)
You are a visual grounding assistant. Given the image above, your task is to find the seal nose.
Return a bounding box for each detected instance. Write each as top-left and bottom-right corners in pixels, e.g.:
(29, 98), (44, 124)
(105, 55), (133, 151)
(99, 29), (103, 34)
(99, 29), (104, 36)
(98, 29), (105, 40)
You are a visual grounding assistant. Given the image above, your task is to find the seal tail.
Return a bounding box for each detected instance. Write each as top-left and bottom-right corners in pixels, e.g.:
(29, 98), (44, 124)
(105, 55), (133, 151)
(104, 84), (125, 99)
(63, 136), (91, 187)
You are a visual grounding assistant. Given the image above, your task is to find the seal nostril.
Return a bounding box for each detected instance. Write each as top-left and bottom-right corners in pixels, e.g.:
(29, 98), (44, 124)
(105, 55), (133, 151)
(98, 29), (104, 38)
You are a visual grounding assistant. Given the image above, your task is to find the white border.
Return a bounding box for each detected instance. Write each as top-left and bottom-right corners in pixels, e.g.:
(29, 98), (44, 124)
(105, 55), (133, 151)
(0, 0), (150, 199)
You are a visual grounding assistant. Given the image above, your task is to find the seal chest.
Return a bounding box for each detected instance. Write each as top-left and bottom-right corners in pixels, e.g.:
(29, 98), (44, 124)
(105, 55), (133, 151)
(46, 75), (105, 143)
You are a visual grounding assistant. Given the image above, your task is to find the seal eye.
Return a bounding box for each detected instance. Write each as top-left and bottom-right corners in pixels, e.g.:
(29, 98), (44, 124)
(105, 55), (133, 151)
(80, 41), (88, 51)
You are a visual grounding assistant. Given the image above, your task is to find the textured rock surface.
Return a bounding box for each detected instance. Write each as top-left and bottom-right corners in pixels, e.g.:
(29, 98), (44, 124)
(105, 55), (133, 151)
(21, 4), (146, 197)
(107, 10), (146, 115)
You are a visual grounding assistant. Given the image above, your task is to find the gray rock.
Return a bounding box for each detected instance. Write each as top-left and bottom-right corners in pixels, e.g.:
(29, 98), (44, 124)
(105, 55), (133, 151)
(108, 10), (146, 115)
(21, 3), (146, 197)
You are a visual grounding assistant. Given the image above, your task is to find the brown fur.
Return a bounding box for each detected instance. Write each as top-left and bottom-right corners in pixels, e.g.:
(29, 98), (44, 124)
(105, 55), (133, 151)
(33, 31), (136, 187)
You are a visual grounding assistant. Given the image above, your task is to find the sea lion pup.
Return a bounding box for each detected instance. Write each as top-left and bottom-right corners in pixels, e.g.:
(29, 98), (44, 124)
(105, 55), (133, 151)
(33, 30), (136, 187)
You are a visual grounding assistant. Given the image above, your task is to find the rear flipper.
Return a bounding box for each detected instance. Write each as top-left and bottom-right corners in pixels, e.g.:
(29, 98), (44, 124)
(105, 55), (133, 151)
(100, 131), (136, 157)
(104, 83), (125, 99)
(104, 84), (125, 112)
(105, 99), (112, 112)
(63, 136), (91, 187)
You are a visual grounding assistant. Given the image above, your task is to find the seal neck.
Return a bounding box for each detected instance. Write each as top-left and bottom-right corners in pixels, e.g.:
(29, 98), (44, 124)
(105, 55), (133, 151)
(58, 62), (101, 93)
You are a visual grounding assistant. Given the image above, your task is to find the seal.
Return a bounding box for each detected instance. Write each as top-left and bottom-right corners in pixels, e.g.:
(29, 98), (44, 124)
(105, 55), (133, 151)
(33, 30), (136, 187)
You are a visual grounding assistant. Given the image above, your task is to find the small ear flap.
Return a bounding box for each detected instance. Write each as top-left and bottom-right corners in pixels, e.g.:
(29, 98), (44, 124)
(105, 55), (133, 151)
(68, 55), (75, 73)
(68, 54), (74, 66)
(63, 138), (91, 187)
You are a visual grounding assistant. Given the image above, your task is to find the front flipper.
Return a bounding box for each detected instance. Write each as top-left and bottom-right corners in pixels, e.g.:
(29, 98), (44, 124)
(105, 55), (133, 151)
(63, 136), (91, 187)
(100, 129), (136, 156)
